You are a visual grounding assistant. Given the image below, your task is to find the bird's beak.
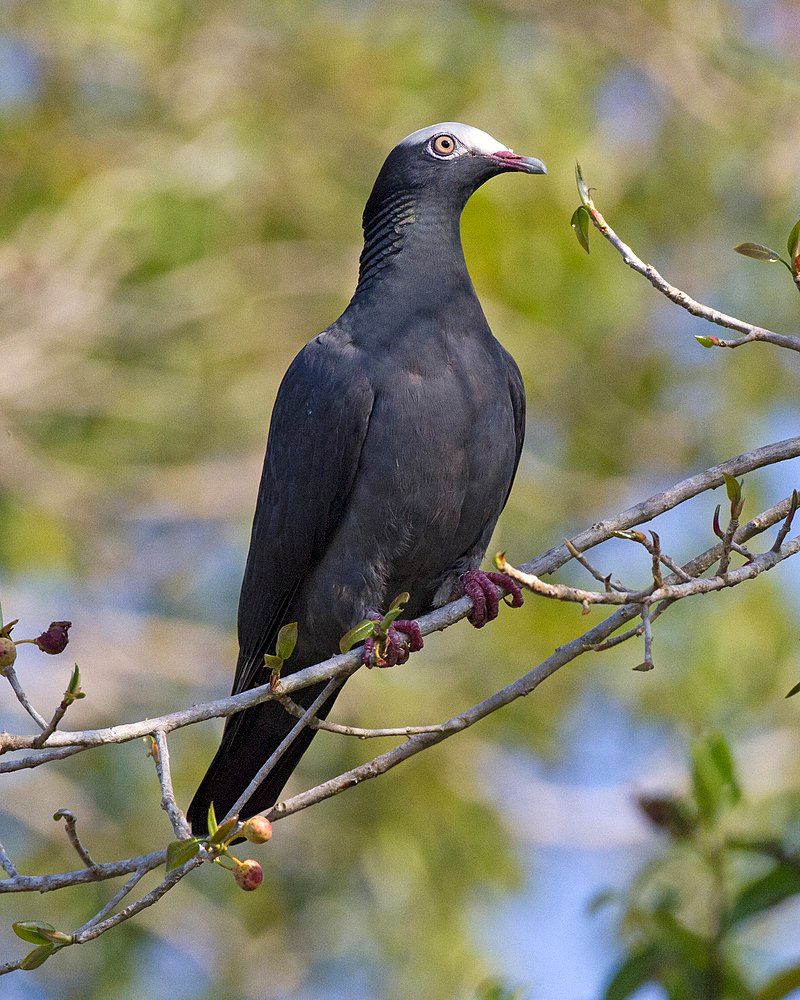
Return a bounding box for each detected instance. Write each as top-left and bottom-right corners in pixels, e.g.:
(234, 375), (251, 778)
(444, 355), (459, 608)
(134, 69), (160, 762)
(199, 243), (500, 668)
(487, 150), (547, 175)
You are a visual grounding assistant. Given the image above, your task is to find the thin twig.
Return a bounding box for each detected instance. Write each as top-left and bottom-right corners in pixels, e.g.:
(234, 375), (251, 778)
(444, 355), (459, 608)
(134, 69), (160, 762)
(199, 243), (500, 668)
(151, 730), (192, 839)
(0, 850), (166, 894)
(73, 854), (204, 944)
(772, 489), (799, 552)
(564, 538), (626, 591)
(224, 676), (347, 822)
(592, 494), (796, 651)
(633, 606), (654, 672)
(2, 667), (47, 729)
(583, 190), (800, 353)
(0, 744), (91, 774)
(54, 811), (99, 870)
(277, 694), (447, 738)
(0, 841), (18, 878)
(33, 700), (71, 749)
(498, 535), (800, 609)
(74, 868), (149, 935)
(1, 436), (798, 760)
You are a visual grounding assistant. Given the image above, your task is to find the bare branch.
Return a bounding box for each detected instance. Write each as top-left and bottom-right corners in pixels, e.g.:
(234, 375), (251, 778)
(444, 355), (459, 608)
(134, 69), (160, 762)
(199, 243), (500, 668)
(0, 841), (18, 878)
(772, 489), (799, 553)
(499, 535), (800, 608)
(0, 744), (91, 775)
(564, 538), (626, 591)
(633, 606), (654, 672)
(151, 731), (192, 839)
(277, 694), (447, 739)
(74, 867), (149, 935)
(0, 850), (165, 894)
(580, 181), (800, 353)
(224, 676), (346, 822)
(53, 810), (99, 870)
(2, 667), (47, 729)
(73, 854), (204, 944)
(2, 440), (800, 972)
(0, 438), (795, 760)
(592, 494), (797, 652)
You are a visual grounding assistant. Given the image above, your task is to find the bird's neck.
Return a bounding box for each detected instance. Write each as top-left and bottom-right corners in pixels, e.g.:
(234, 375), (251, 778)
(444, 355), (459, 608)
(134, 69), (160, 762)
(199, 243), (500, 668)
(355, 190), (473, 301)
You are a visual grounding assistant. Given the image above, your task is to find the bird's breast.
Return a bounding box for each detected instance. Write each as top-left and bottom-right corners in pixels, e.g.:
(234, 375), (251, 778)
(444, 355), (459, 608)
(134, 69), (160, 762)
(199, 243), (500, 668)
(345, 359), (517, 582)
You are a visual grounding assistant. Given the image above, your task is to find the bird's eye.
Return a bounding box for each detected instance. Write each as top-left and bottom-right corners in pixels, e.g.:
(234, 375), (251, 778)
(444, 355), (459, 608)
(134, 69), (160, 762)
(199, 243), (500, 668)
(430, 134), (457, 157)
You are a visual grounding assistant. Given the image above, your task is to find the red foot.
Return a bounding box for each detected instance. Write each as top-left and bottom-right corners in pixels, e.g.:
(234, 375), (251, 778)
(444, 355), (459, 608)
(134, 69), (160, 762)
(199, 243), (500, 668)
(460, 569), (524, 629)
(362, 617), (423, 668)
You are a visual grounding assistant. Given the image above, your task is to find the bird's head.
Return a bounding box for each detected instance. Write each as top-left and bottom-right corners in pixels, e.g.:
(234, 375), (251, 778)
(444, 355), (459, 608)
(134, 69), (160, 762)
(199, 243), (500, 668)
(367, 122), (546, 216)
(357, 123), (546, 291)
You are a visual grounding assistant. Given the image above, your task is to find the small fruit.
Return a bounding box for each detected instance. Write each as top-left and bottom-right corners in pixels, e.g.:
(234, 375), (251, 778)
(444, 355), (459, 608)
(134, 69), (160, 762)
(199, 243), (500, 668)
(0, 636), (17, 672)
(240, 817), (273, 844)
(233, 859), (264, 891)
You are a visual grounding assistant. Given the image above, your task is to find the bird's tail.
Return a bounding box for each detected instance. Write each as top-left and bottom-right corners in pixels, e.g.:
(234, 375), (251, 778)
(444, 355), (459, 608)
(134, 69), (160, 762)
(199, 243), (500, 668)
(187, 680), (342, 834)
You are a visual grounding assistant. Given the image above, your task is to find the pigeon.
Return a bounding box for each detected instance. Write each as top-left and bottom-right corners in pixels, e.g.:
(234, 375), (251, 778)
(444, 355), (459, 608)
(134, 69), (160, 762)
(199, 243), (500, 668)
(188, 123), (546, 832)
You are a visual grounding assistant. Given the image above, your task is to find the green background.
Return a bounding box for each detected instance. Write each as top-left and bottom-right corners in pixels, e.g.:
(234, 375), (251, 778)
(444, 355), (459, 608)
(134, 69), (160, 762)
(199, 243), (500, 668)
(1, 1), (800, 997)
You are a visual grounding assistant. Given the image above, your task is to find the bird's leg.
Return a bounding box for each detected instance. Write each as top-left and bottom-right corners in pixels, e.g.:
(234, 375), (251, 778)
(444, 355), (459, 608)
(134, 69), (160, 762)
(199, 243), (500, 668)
(459, 569), (524, 629)
(362, 613), (423, 669)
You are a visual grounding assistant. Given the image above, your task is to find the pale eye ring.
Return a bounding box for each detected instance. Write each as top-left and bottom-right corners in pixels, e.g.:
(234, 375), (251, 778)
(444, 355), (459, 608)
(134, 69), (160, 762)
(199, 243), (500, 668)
(430, 134), (457, 157)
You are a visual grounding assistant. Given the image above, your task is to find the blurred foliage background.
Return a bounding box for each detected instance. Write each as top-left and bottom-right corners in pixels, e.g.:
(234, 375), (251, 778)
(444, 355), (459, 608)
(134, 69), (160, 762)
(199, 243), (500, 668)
(1, 0), (800, 997)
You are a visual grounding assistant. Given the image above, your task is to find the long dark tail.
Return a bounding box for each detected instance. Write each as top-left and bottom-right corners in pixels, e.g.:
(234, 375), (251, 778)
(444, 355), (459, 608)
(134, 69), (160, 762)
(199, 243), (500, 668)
(187, 680), (342, 834)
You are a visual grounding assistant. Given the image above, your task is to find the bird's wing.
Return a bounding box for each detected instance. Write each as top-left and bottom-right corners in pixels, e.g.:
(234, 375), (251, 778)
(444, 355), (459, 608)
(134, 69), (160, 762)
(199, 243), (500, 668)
(231, 334), (375, 698)
(503, 347), (526, 508)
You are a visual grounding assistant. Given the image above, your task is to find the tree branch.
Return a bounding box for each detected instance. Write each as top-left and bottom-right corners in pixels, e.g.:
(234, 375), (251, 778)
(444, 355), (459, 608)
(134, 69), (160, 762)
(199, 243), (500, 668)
(151, 730), (192, 839)
(1, 436), (797, 761)
(576, 168), (800, 353)
(2, 438), (800, 973)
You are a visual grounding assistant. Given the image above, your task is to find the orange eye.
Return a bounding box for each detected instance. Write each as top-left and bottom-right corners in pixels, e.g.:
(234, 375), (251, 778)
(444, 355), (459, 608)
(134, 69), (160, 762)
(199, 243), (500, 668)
(431, 134), (457, 156)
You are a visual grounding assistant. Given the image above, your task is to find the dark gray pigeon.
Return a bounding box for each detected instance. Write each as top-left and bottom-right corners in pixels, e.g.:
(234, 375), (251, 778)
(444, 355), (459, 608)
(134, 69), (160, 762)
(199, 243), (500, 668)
(188, 123), (546, 831)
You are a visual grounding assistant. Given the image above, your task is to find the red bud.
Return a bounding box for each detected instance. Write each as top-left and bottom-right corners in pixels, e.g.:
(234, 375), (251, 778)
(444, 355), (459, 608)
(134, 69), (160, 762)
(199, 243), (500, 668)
(34, 622), (71, 655)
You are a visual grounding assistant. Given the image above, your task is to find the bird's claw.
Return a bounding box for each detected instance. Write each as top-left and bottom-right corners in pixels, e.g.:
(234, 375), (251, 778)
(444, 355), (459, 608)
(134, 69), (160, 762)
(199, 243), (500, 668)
(460, 569), (524, 628)
(362, 615), (423, 668)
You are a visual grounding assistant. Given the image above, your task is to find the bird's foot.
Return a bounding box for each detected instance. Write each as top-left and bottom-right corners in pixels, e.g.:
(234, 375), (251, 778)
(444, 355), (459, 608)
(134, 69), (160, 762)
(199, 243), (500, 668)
(362, 614), (423, 669)
(459, 569), (524, 629)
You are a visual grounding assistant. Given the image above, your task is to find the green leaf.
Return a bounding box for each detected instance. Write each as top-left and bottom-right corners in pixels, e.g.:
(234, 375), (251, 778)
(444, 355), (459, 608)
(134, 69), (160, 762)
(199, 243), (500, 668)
(785, 680), (800, 699)
(695, 336), (717, 348)
(652, 907), (709, 968)
(65, 663), (84, 702)
(756, 963), (800, 1000)
(722, 473), (742, 505)
(166, 837), (201, 871)
(276, 621), (298, 661)
(264, 654), (283, 674)
(380, 592), (410, 631)
(603, 945), (659, 999)
(691, 740), (722, 824)
(207, 802), (218, 837)
(571, 206), (590, 253)
(575, 162), (591, 207)
(475, 980), (523, 1000)
(12, 921), (57, 945)
(339, 619), (376, 654)
(209, 815), (239, 848)
(727, 863), (800, 928)
(706, 732), (741, 804)
(20, 943), (55, 970)
(787, 219), (800, 266)
(734, 242), (784, 263)
(388, 591), (410, 613)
